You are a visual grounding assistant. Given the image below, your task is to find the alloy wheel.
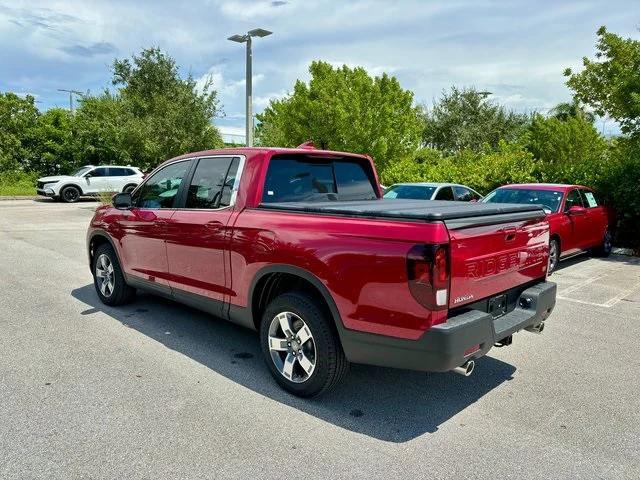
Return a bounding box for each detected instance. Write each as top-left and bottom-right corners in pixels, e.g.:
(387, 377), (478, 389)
(64, 188), (79, 202)
(549, 240), (559, 273)
(267, 311), (316, 383)
(95, 254), (115, 297)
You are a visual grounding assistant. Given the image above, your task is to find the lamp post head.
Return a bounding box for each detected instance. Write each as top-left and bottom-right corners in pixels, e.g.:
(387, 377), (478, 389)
(248, 28), (272, 38)
(228, 34), (248, 43)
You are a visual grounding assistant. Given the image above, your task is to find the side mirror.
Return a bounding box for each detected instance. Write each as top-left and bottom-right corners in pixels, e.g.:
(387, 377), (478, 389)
(567, 205), (586, 215)
(84, 172), (93, 178)
(112, 192), (133, 210)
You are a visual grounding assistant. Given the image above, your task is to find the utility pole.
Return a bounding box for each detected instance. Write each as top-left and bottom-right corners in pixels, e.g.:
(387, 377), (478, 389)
(228, 28), (272, 147)
(57, 88), (83, 114)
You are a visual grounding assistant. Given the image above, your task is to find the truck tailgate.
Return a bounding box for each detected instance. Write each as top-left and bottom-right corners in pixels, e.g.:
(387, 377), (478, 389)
(446, 214), (549, 310)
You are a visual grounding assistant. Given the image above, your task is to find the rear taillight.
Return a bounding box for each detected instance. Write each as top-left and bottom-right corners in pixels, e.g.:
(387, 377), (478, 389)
(407, 244), (450, 310)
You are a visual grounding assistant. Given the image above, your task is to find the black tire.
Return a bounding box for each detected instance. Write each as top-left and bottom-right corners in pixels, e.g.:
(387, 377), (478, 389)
(260, 292), (349, 397)
(123, 184), (137, 194)
(60, 185), (81, 203)
(593, 228), (613, 257)
(548, 238), (560, 274)
(92, 243), (136, 306)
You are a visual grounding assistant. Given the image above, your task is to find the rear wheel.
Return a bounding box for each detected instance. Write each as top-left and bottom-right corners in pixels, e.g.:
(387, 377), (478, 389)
(548, 238), (560, 274)
(61, 185), (81, 203)
(593, 229), (613, 257)
(260, 292), (348, 397)
(92, 243), (136, 306)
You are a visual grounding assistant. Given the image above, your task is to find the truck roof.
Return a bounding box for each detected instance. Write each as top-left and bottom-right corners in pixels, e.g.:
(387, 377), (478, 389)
(168, 146), (371, 163)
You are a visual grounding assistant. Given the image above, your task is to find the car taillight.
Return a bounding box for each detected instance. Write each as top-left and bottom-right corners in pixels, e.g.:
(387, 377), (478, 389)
(407, 244), (450, 310)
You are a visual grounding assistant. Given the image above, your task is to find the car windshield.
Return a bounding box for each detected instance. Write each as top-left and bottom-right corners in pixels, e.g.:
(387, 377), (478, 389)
(482, 188), (564, 212)
(383, 184), (437, 200)
(72, 167), (92, 177)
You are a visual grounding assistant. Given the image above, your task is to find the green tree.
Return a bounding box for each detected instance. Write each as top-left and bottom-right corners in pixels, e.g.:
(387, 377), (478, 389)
(422, 87), (530, 153)
(549, 99), (595, 123)
(75, 47), (223, 170)
(256, 61), (423, 170)
(526, 114), (608, 184)
(0, 92), (39, 171)
(565, 26), (640, 136)
(27, 108), (75, 174)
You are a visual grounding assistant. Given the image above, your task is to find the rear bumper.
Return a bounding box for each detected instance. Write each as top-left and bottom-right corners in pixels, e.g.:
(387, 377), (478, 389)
(340, 281), (556, 372)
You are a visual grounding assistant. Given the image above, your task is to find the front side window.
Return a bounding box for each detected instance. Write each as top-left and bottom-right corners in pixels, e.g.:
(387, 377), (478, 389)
(134, 161), (190, 209)
(185, 157), (239, 209)
(435, 187), (454, 201)
(564, 189), (584, 211)
(262, 156), (376, 203)
(90, 167), (109, 177)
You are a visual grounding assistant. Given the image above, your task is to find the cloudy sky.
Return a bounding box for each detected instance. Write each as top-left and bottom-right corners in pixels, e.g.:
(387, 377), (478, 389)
(1, 0), (637, 139)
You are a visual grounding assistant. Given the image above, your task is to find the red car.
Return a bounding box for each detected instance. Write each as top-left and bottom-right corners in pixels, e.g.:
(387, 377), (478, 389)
(483, 184), (613, 273)
(87, 147), (556, 396)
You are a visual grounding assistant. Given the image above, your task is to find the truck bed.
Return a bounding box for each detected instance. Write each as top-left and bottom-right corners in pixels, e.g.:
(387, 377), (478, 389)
(258, 199), (546, 229)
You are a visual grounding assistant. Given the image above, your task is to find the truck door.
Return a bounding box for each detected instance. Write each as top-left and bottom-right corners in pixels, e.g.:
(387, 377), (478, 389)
(166, 156), (241, 316)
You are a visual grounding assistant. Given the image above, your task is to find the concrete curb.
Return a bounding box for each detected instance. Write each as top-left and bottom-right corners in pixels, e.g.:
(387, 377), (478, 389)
(0, 196), (39, 201)
(612, 247), (637, 257)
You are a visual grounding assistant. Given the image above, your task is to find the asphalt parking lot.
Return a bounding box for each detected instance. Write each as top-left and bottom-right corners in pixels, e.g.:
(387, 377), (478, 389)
(1, 199), (639, 480)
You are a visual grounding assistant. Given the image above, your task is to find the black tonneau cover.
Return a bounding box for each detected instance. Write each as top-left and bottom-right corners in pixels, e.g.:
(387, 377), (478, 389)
(258, 199), (546, 229)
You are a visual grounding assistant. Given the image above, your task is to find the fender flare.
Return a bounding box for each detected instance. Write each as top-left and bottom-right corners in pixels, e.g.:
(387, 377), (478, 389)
(59, 182), (84, 195)
(87, 230), (122, 273)
(248, 264), (345, 334)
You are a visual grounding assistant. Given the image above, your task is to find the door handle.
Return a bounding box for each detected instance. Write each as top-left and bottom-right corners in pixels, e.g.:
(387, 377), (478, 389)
(205, 221), (224, 230)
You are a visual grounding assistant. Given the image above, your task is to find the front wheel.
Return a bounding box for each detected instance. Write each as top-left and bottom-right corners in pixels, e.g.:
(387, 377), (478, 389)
(61, 185), (81, 203)
(548, 238), (560, 274)
(92, 243), (136, 306)
(260, 292), (349, 397)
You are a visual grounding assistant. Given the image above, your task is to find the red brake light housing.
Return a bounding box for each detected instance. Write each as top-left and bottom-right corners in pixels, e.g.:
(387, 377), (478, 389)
(407, 244), (450, 310)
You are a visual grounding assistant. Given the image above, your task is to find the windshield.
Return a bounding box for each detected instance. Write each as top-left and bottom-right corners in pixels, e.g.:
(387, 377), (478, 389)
(482, 188), (564, 212)
(383, 184), (437, 200)
(72, 167), (92, 177)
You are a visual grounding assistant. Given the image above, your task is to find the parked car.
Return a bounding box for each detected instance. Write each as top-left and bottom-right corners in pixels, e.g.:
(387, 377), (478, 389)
(482, 183), (613, 273)
(37, 165), (144, 203)
(383, 182), (483, 201)
(87, 147), (556, 397)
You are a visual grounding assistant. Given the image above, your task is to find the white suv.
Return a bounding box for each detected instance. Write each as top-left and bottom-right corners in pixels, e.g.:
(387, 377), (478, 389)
(36, 165), (145, 203)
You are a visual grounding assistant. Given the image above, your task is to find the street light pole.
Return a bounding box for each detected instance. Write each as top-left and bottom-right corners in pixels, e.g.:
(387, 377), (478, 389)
(228, 28), (272, 147)
(246, 35), (253, 148)
(57, 88), (83, 114)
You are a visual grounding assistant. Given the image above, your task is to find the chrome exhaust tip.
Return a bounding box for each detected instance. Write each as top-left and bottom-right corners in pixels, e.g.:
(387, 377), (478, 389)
(452, 360), (475, 377)
(526, 322), (545, 334)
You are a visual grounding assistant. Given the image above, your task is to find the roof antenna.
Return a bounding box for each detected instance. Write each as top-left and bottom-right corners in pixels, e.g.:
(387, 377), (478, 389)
(297, 141), (316, 149)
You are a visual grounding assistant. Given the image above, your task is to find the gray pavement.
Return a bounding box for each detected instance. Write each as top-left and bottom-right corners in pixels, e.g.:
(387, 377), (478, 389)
(1, 199), (639, 479)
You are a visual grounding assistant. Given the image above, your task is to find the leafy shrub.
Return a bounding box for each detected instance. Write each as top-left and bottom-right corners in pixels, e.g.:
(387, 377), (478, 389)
(0, 170), (38, 196)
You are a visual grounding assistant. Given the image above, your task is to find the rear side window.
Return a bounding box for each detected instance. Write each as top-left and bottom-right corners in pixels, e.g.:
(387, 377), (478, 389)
(581, 189), (599, 208)
(435, 187), (454, 200)
(109, 167), (129, 176)
(262, 156), (377, 203)
(185, 157), (239, 209)
(564, 189), (584, 211)
(454, 186), (481, 201)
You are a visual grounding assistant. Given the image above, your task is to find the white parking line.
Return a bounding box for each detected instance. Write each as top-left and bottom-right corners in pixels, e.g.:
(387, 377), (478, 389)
(558, 280), (640, 308)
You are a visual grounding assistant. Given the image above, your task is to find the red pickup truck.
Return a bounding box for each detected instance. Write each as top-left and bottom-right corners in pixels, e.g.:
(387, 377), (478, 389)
(87, 147), (556, 397)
